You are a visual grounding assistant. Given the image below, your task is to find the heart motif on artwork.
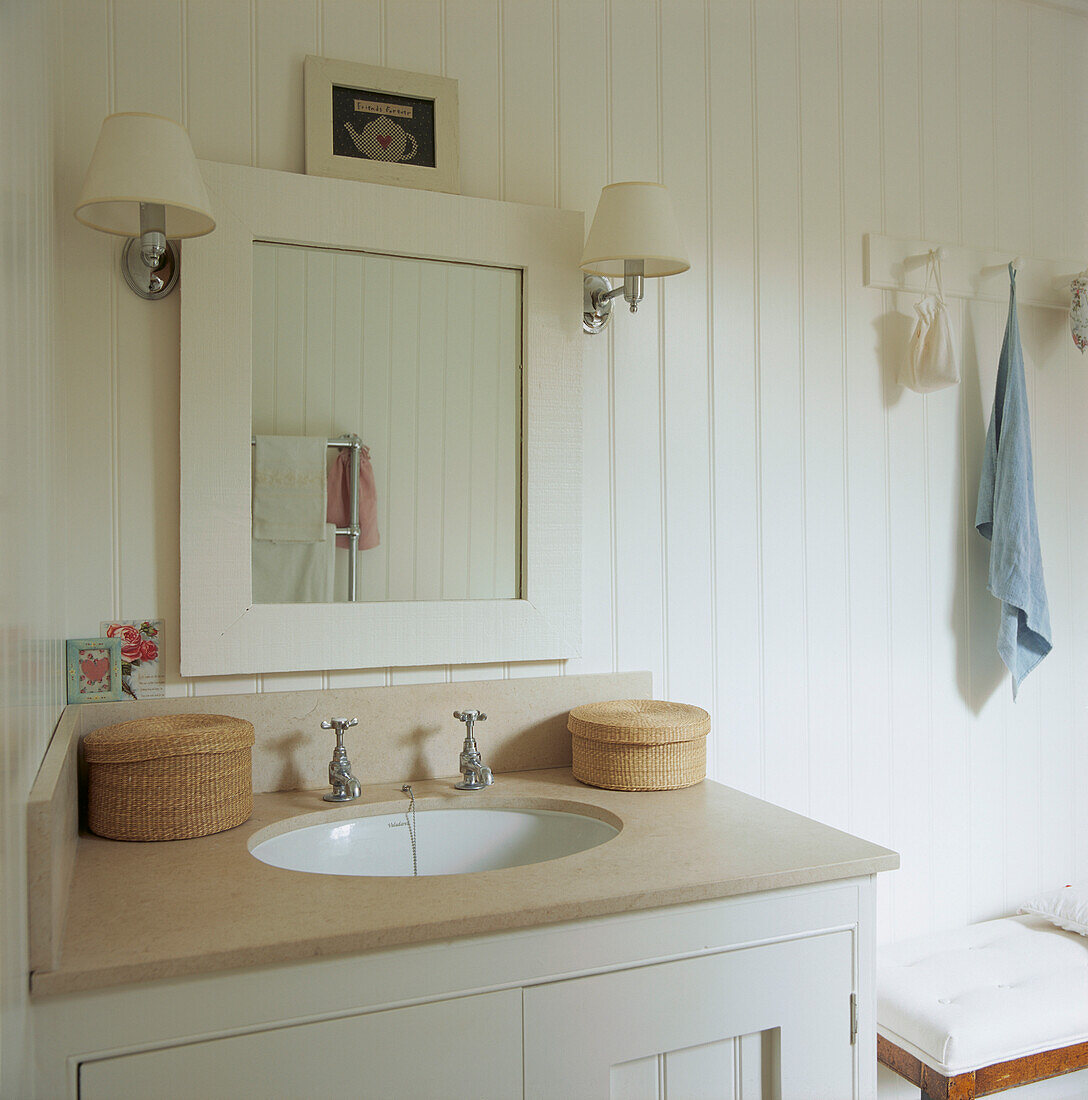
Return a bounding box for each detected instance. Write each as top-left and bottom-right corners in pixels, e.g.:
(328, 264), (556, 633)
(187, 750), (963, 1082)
(80, 656), (109, 684)
(376, 134), (392, 150)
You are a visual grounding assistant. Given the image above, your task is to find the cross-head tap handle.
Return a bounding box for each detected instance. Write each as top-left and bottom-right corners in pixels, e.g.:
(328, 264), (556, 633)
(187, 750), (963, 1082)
(321, 716), (358, 748)
(453, 710), (486, 740)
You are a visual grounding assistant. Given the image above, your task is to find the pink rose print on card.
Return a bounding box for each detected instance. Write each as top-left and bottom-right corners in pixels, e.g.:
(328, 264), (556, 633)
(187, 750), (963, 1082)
(107, 623), (143, 663)
(101, 619), (164, 700)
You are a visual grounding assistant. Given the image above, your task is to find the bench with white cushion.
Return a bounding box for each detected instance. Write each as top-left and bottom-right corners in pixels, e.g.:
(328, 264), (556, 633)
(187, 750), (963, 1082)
(877, 914), (1088, 1098)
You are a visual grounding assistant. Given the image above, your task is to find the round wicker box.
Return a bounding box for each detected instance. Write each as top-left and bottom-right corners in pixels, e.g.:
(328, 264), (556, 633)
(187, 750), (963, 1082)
(568, 699), (710, 791)
(83, 714), (255, 841)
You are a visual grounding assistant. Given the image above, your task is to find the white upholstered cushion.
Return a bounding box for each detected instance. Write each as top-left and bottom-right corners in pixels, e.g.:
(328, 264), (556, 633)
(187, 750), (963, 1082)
(878, 914), (1088, 1076)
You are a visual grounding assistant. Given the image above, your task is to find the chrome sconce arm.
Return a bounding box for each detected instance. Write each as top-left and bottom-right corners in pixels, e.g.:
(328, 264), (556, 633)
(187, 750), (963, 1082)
(583, 260), (645, 334)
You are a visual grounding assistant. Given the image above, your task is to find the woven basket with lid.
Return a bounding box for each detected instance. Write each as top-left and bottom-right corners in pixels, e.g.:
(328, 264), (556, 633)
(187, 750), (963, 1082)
(568, 699), (710, 791)
(84, 714), (255, 841)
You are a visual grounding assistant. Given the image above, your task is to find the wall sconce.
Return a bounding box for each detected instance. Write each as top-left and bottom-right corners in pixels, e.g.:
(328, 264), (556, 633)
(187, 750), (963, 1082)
(74, 112), (215, 300)
(580, 181), (689, 334)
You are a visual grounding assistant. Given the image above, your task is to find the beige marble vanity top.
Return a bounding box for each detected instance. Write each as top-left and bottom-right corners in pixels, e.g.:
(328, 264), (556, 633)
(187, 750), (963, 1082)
(33, 768), (897, 996)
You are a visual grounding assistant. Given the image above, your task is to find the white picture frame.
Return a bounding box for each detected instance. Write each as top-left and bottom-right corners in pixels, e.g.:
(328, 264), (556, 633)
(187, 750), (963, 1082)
(304, 56), (460, 194)
(179, 160), (582, 676)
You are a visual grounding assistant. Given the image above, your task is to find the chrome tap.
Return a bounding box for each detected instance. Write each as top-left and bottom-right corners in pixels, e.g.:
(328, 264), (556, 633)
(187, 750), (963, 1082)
(453, 710), (494, 790)
(321, 717), (361, 802)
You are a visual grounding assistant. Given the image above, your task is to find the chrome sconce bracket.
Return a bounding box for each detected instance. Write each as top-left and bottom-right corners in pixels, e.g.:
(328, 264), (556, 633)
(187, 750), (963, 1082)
(582, 260), (646, 335)
(121, 236), (180, 300)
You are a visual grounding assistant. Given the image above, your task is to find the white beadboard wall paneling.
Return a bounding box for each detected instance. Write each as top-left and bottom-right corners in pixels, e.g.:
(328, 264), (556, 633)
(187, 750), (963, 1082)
(922, 0), (971, 936)
(445, 0), (501, 202)
(994, 1), (1032, 257)
(798, 0), (851, 833)
(383, 0), (456, 691)
(660, 0), (715, 745)
(1028, 5), (1076, 908)
(320, 2), (383, 72)
(385, 0), (442, 74)
(3, 0), (63, 1092)
(501, 0), (564, 684)
(883, 0), (934, 943)
(556, 0), (612, 680)
(840, 0), (894, 941)
(957, 0), (996, 250)
(111, 0), (186, 687)
(255, 1), (314, 173)
(707, 0), (760, 794)
(185, 0), (251, 162)
(1066, 7), (1088, 888)
(56, 0), (114, 647)
(52, 3), (1088, 1032)
(754, 0), (808, 818)
(608, 0), (667, 697)
(993, 0), (1037, 921)
(501, 0), (556, 209)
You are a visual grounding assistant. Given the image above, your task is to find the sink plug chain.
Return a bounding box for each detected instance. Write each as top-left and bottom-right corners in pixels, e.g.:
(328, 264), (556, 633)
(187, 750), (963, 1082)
(401, 784), (418, 877)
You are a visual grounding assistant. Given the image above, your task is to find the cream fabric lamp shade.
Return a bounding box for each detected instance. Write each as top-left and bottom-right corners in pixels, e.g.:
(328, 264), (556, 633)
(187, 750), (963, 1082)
(579, 182), (689, 278)
(74, 112), (214, 238)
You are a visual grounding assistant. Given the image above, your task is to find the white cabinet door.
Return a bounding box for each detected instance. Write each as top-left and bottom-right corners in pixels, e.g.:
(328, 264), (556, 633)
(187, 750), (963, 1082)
(524, 931), (855, 1100)
(79, 989), (522, 1100)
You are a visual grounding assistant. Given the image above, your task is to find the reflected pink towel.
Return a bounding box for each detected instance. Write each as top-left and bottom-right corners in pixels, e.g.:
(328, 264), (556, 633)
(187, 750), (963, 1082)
(326, 446), (380, 550)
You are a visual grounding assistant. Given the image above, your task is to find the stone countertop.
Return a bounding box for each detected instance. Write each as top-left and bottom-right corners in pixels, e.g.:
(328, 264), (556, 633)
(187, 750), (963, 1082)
(33, 769), (897, 997)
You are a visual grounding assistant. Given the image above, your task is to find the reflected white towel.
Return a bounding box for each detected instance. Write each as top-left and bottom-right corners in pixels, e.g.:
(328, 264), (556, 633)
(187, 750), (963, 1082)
(252, 523), (336, 604)
(252, 435), (327, 542)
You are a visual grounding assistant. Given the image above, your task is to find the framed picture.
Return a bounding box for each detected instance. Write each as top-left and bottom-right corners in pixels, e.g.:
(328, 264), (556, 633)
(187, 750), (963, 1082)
(304, 56), (459, 194)
(66, 637), (123, 704)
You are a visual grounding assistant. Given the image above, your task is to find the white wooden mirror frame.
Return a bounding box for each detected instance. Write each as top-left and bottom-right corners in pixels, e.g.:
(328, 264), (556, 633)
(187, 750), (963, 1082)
(180, 160), (582, 676)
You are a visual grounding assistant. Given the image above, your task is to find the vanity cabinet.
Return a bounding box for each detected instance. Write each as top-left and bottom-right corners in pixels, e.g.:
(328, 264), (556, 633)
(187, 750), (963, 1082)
(78, 990), (523, 1100)
(36, 877), (876, 1100)
(523, 930), (855, 1098)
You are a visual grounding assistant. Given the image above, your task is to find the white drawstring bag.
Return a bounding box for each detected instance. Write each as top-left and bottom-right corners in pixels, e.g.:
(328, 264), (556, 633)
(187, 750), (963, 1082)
(900, 254), (959, 393)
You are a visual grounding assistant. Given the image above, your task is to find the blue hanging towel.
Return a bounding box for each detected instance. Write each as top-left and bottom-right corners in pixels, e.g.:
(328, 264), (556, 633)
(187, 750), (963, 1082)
(975, 263), (1052, 698)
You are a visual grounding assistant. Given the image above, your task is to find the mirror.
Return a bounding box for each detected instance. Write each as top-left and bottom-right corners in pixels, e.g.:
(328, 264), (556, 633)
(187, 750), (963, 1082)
(250, 242), (521, 605)
(180, 160), (582, 675)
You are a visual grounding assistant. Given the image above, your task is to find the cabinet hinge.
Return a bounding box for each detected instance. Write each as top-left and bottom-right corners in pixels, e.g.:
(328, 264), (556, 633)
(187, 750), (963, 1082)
(850, 993), (858, 1045)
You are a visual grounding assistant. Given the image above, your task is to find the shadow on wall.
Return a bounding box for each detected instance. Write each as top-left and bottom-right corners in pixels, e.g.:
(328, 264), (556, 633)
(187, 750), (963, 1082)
(875, 307), (915, 412)
(955, 307), (1004, 713)
(872, 305), (1005, 713)
(268, 728), (305, 792)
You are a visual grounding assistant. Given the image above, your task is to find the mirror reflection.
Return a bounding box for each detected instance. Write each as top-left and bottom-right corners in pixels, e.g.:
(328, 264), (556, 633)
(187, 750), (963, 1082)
(251, 242), (522, 604)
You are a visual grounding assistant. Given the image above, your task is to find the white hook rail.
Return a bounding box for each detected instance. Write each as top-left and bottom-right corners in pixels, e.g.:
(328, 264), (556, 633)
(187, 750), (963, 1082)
(864, 234), (1080, 310)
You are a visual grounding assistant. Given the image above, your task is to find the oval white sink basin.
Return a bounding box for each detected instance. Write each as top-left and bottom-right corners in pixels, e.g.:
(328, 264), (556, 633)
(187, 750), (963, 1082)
(249, 805), (620, 877)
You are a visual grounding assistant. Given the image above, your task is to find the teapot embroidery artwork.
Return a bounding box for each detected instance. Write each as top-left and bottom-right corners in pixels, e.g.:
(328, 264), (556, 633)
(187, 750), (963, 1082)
(344, 116), (419, 163)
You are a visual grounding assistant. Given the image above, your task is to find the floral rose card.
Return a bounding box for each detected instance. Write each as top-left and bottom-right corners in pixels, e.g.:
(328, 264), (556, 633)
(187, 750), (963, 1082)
(100, 619), (164, 699)
(66, 638), (123, 704)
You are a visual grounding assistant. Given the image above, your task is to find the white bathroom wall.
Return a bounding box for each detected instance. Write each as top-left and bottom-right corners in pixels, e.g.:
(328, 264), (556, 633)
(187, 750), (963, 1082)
(53, 0), (1087, 959)
(1, 1), (64, 1093)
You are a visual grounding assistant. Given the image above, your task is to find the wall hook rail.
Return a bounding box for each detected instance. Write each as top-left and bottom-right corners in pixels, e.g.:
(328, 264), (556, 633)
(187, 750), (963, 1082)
(864, 234), (1079, 310)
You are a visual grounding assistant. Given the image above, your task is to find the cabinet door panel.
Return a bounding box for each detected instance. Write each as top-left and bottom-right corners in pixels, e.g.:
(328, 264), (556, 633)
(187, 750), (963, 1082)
(524, 932), (854, 1100)
(79, 989), (521, 1100)
(611, 1032), (768, 1100)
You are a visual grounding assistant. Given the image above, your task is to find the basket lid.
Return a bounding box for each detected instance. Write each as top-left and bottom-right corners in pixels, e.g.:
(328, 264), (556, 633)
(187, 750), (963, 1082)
(568, 699), (710, 745)
(83, 714), (255, 763)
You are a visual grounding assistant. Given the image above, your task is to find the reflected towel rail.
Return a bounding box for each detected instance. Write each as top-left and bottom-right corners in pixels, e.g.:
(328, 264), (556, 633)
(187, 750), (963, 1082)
(252, 434), (362, 601)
